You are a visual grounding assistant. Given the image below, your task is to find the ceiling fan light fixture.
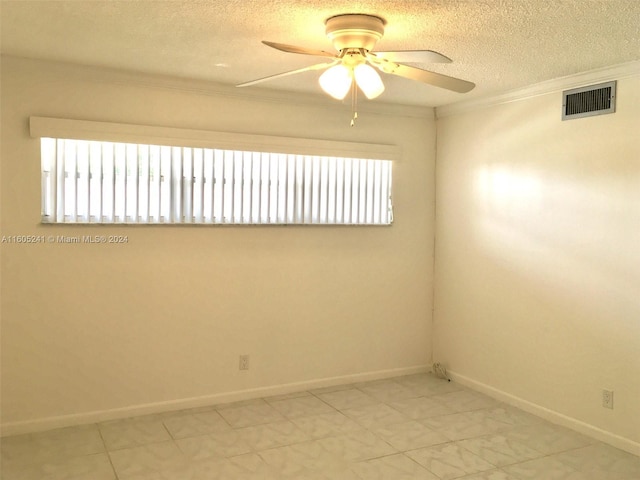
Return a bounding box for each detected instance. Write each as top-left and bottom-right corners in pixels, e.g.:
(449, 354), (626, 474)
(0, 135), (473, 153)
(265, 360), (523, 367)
(354, 63), (384, 99)
(239, 13), (475, 114)
(319, 64), (353, 100)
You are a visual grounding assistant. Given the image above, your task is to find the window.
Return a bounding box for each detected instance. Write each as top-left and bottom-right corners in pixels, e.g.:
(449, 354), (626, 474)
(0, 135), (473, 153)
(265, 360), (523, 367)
(33, 118), (397, 226)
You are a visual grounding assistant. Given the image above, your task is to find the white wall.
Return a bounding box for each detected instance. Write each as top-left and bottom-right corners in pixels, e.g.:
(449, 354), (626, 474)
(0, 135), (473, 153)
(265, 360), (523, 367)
(434, 71), (640, 453)
(0, 56), (436, 433)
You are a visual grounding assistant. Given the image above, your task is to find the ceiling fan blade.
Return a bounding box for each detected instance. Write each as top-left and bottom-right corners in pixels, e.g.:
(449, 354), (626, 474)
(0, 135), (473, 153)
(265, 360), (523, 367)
(389, 63), (475, 93)
(373, 50), (452, 64)
(392, 63), (475, 92)
(367, 54), (474, 93)
(262, 41), (337, 58)
(236, 61), (337, 88)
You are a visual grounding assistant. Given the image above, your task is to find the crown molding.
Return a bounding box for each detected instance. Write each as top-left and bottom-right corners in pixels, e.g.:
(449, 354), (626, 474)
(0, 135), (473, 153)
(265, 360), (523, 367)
(436, 60), (640, 118)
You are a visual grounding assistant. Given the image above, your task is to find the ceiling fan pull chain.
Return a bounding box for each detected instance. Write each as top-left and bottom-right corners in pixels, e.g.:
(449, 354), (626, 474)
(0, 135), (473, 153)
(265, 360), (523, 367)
(350, 80), (358, 126)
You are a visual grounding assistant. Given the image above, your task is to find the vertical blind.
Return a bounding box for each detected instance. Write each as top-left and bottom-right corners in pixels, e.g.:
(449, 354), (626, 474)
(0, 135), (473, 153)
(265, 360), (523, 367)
(41, 138), (393, 225)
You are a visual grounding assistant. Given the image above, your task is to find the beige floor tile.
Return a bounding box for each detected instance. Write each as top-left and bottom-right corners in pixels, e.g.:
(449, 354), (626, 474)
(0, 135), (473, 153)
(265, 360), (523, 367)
(192, 453), (279, 479)
(553, 443), (640, 479)
(162, 409), (231, 439)
(292, 411), (365, 439)
(175, 430), (252, 460)
(421, 412), (504, 441)
(236, 420), (311, 451)
(502, 456), (588, 480)
(268, 395), (336, 419)
(355, 379), (420, 403)
(457, 434), (544, 467)
(117, 462), (200, 480)
(258, 440), (349, 477)
(317, 430), (397, 462)
(388, 396), (456, 420)
(108, 441), (187, 478)
(406, 442), (495, 480)
(0, 452), (115, 480)
(351, 453), (440, 479)
(501, 423), (594, 455)
(457, 469), (519, 479)
(217, 400), (285, 428)
(372, 421), (449, 451)
(99, 417), (172, 450)
(431, 390), (498, 413)
(475, 406), (543, 429)
(342, 403), (409, 429)
(316, 388), (379, 410)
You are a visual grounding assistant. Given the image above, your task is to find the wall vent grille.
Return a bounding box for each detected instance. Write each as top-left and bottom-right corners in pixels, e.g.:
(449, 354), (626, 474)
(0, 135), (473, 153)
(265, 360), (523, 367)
(562, 81), (616, 120)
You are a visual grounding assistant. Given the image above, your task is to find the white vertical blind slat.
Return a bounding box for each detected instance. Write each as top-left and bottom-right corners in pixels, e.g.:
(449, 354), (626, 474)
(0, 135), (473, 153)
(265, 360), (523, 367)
(138, 144), (149, 222)
(170, 147), (182, 223)
(241, 151), (252, 223)
(277, 154), (287, 224)
(182, 148), (193, 223)
(88, 141), (102, 222)
(40, 138), (56, 222)
(62, 140), (74, 221)
(222, 150), (234, 223)
(203, 148), (214, 223)
(233, 150), (243, 223)
(125, 143), (138, 222)
(103, 142), (115, 223)
(57, 140), (66, 221)
(159, 146), (171, 223)
(260, 152), (270, 223)
(351, 159), (360, 224)
(380, 161), (389, 224)
(213, 149), (224, 223)
(146, 144), (153, 223)
(76, 141), (89, 222)
(268, 154), (279, 223)
(194, 148), (205, 223)
(285, 154), (296, 224)
(148, 145), (160, 222)
(319, 156), (328, 224)
(250, 152), (261, 224)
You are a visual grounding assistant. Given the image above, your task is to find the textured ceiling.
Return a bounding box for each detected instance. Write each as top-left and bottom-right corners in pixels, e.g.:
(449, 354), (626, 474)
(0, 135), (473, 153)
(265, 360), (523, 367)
(1, 0), (640, 107)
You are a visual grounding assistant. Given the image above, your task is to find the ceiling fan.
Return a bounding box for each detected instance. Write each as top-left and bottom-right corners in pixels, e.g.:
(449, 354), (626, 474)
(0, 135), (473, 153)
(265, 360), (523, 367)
(237, 13), (475, 119)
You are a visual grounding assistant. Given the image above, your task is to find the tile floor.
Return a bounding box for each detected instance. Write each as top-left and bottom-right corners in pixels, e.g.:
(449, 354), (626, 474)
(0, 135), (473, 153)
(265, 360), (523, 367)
(1, 373), (639, 479)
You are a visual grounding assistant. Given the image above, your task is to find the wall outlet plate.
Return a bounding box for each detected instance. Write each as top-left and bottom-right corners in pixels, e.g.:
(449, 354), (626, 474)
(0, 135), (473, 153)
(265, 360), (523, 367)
(239, 355), (250, 371)
(602, 389), (614, 409)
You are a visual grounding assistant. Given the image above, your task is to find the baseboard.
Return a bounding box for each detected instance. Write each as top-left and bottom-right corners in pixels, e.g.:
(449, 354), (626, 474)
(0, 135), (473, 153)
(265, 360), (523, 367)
(0, 364), (428, 437)
(448, 370), (640, 457)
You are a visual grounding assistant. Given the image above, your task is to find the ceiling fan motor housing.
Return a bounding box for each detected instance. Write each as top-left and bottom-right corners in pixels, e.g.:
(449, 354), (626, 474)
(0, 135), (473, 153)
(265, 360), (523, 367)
(325, 14), (385, 52)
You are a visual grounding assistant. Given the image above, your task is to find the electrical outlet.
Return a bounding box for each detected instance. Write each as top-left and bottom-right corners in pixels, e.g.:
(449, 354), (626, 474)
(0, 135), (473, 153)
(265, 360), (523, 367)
(602, 389), (614, 409)
(239, 354), (250, 371)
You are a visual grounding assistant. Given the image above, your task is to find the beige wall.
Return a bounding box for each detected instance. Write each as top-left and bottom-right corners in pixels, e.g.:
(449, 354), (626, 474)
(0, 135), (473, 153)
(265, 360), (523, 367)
(434, 74), (640, 451)
(0, 56), (436, 431)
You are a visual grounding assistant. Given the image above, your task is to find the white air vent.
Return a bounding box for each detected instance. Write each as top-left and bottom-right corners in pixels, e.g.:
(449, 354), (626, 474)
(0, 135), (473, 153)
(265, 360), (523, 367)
(562, 81), (616, 120)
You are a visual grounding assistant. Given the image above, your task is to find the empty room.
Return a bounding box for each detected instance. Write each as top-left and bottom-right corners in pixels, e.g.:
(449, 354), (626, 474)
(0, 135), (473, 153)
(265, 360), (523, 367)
(0, 1), (638, 479)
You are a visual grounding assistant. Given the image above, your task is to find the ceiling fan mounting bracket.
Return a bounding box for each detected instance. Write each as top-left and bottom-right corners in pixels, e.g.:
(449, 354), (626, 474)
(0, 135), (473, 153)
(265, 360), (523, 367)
(325, 14), (385, 52)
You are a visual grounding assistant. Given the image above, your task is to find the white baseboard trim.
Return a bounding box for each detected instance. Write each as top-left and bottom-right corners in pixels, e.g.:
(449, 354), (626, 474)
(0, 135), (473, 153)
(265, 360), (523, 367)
(448, 370), (640, 457)
(0, 364), (428, 437)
